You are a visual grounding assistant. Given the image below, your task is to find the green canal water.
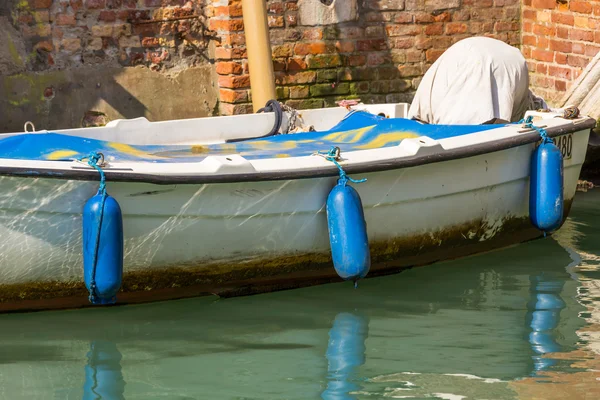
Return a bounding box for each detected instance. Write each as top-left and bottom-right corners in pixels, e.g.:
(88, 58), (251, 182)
(2, 192), (600, 399)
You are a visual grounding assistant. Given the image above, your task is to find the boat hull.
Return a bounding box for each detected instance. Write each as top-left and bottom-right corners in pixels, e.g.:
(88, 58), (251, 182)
(0, 128), (590, 312)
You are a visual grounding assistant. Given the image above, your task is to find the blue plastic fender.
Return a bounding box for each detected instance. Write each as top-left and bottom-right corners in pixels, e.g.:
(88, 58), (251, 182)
(326, 181), (371, 283)
(530, 140), (564, 232)
(83, 191), (123, 304)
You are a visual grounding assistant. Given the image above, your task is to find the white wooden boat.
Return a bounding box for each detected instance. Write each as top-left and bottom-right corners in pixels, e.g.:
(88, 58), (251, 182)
(0, 102), (594, 312)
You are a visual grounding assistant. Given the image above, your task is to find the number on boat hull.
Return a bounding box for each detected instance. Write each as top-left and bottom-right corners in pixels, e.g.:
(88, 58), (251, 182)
(551, 134), (573, 160)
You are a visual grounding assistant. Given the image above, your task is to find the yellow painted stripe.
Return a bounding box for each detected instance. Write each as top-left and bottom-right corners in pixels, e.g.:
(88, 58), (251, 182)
(45, 150), (78, 160)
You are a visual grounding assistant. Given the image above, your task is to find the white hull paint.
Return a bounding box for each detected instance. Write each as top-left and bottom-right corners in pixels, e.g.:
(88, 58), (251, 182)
(0, 104), (594, 310)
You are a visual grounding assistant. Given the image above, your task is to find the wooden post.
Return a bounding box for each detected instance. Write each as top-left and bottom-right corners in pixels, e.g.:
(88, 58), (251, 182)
(241, 0), (277, 112)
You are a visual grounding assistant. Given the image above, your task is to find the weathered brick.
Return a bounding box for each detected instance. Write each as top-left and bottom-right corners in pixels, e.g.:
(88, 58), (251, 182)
(31, 11), (50, 23)
(302, 28), (323, 40)
(550, 39), (572, 53)
(33, 0), (53, 8)
(570, 28), (594, 41)
(141, 37), (160, 47)
(218, 75), (251, 89)
(287, 57), (308, 71)
(445, 22), (468, 34)
(555, 52), (568, 64)
(317, 69), (338, 83)
(216, 61), (243, 75)
(285, 99), (324, 110)
(272, 44), (293, 58)
(574, 16), (590, 28)
(119, 36), (141, 48)
(356, 39), (387, 52)
(425, 24), (443, 35)
(220, 89), (248, 103)
(365, 26), (385, 37)
(551, 12), (574, 25)
(398, 64), (422, 77)
(276, 71), (316, 85)
(567, 54), (589, 67)
(531, 0), (556, 9)
(209, 19), (244, 32)
(392, 37), (415, 49)
(368, 52), (390, 66)
(335, 41), (355, 53)
(289, 86), (310, 99)
(56, 14), (76, 26)
(548, 65), (572, 80)
(61, 38), (81, 52)
(532, 24), (556, 36)
(523, 35), (537, 46)
(586, 44), (600, 57)
(426, 48), (445, 62)
(215, 47), (247, 60)
(286, 13), (298, 27)
(99, 11), (117, 23)
(571, 1), (593, 14)
(220, 103), (253, 115)
(294, 42), (331, 56)
(307, 54), (343, 69)
(531, 48), (554, 62)
(268, 2), (284, 14)
(346, 55), (367, 66)
(310, 83), (350, 97)
(495, 21), (519, 31)
(268, 16), (285, 28)
(349, 81), (370, 94)
(86, 0), (106, 9)
(273, 59), (286, 72)
(385, 24), (420, 36)
(555, 79), (567, 91)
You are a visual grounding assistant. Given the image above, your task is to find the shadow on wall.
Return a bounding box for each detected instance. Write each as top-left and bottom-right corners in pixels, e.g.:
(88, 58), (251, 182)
(0, 1), (218, 134)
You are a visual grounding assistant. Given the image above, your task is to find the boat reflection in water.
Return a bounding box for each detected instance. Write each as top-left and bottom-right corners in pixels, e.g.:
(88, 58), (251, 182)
(526, 274), (566, 373)
(83, 341), (126, 400)
(322, 312), (369, 400)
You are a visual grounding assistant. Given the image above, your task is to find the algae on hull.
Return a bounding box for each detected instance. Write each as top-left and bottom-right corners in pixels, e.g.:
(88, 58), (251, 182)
(0, 209), (548, 312)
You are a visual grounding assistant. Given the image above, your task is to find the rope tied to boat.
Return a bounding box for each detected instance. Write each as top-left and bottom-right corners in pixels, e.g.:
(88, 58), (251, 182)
(315, 146), (367, 185)
(79, 151), (107, 303)
(520, 116), (553, 145)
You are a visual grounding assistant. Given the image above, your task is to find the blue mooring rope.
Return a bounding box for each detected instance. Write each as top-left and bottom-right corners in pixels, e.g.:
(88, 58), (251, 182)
(317, 146), (367, 185)
(79, 152), (107, 303)
(519, 115), (553, 144)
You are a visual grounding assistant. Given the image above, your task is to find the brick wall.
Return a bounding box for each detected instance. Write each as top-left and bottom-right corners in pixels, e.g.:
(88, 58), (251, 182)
(212, 0), (521, 115)
(522, 0), (600, 105)
(3, 0), (527, 127)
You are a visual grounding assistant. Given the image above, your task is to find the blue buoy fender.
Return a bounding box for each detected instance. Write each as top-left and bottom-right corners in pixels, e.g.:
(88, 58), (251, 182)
(326, 180), (371, 284)
(530, 140), (564, 232)
(83, 190), (124, 304)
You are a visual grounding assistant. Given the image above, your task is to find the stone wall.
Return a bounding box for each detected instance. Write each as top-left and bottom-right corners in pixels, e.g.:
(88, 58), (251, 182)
(213, 0), (521, 115)
(0, 0), (218, 133)
(522, 0), (600, 105)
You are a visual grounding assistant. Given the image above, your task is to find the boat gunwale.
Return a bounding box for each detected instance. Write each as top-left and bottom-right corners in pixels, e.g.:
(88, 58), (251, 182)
(0, 118), (594, 185)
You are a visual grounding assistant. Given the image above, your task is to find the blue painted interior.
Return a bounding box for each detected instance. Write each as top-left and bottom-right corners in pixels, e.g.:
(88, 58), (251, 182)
(0, 111), (503, 163)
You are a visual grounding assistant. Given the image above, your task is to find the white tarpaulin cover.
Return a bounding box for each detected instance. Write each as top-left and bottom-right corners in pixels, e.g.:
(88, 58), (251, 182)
(408, 37), (548, 125)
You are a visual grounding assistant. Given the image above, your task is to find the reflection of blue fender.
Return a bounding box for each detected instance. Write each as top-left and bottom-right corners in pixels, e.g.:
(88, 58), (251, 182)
(526, 276), (565, 373)
(83, 341), (126, 400)
(322, 312), (369, 400)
